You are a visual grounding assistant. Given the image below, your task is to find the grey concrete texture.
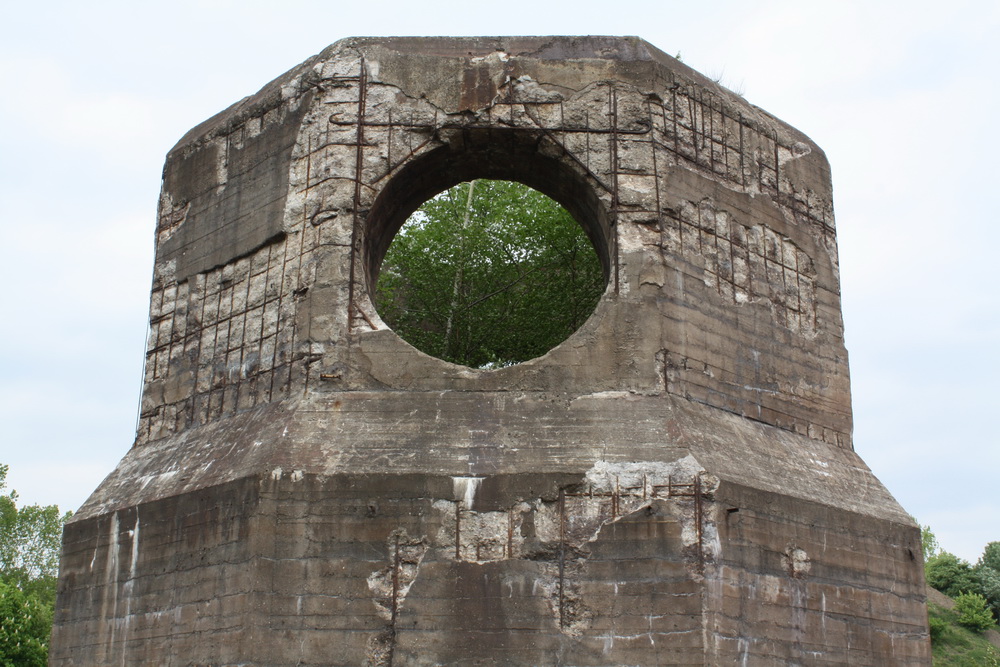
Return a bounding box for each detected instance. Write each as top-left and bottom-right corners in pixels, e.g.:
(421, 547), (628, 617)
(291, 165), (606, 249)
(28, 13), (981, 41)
(50, 36), (931, 665)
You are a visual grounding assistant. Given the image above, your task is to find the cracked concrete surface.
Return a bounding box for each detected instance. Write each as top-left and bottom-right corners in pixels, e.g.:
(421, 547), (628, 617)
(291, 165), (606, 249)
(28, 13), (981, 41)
(51, 36), (930, 665)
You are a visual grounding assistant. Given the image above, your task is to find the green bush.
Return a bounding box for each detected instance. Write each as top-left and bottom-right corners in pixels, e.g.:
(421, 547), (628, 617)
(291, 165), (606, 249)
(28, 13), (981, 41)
(954, 592), (997, 633)
(976, 542), (1000, 622)
(928, 614), (947, 641)
(928, 601), (1000, 665)
(927, 551), (979, 597)
(977, 564), (1000, 622)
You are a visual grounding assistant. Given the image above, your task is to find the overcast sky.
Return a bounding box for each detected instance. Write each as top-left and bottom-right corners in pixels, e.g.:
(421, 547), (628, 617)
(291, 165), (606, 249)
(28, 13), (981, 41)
(1, 0), (996, 564)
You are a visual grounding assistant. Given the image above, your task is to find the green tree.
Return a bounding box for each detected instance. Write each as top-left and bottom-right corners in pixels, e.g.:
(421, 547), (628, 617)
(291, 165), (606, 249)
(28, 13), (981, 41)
(921, 524), (940, 562)
(954, 592), (997, 633)
(0, 464), (70, 664)
(977, 566), (1000, 622)
(976, 542), (1000, 622)
(0, 466), (68, 605)
(979, 542), (1000, 573)
(926, 551), (979, 598)
(0, 578), (52, 667)
(374, 179), (605, 368)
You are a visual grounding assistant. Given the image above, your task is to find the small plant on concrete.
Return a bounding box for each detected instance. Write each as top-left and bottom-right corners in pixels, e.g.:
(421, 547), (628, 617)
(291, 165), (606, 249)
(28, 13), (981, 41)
(954, 592), (997, 633)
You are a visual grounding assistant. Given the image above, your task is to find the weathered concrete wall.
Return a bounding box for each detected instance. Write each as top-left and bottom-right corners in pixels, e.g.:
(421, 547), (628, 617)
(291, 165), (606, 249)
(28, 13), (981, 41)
(51, 36), (930, 665)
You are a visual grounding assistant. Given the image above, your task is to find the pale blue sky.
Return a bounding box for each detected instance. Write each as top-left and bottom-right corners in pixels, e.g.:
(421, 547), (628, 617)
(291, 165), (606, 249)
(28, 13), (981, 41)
(1, 0), (997, 563)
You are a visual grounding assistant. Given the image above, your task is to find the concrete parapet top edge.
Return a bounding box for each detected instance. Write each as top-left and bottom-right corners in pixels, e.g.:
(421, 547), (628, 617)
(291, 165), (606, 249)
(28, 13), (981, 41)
(76, 391), (902, 525)
(168, 35), (822, 162)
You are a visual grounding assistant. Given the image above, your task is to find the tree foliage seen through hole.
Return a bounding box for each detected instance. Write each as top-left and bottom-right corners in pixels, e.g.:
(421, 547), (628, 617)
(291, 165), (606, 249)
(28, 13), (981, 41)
(374, 180), (605, 368)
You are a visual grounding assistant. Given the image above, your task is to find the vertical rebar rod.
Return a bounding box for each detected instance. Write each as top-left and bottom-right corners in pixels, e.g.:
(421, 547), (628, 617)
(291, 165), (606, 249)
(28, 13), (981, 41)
(773, 130), (780, 196)
(558, 488), (566, 628)
(347, 57), (367, 332)
(507, 511), (514, 559)
(694, 475), (704, 573)
(610, 84), (620, 295)
(738, 114), (746, 188)
(648, 99), (664, 239)
(391, 534), (400, 624)
(455, 501), (461, 560)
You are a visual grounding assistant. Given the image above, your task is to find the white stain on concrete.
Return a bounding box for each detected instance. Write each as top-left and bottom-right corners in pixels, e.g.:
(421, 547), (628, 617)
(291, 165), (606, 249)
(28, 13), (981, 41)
(452, 476), (483, 509)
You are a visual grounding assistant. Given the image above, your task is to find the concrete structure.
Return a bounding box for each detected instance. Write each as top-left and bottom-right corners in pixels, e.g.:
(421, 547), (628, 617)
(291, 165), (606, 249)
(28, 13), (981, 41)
(51, 37), (931, 665)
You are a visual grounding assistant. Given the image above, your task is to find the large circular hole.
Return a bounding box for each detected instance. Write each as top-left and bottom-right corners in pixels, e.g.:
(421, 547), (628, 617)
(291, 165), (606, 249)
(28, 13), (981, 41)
(373, 179), (606, 368)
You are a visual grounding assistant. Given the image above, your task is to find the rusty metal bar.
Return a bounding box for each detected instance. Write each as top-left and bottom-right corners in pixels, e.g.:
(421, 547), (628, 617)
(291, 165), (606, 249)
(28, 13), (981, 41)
(773, 130), (780, 196)
(650, 482), (696, 498)
(535, 124), (613, 194)
(647, 136), (742, 189)
(346, 56), (367, 333)
(506, 78), (514, 123)
(299, 138), (435, 195)
(214, 281), (230, 418)
(739, 113), (746, 188)
(319, 75), (362, 85)
(327, 117), (651, 135)
(612, 476), (620, 519)
(369, 135), (436, 186)
(558, 488), (566, 629)
(671, 85), (678, 155)
(455, 502), (461, 560)
(252, 244), (274, 401)
(707, 92), (715, 174)
(266, 145), (304, 403)
(559, 488), (566, 542)
(688, 94), (698, 164)
(391, 533), (400, 624)
(721, 101), (729, 177)
(507, 511), (514, 559)
(648, 99), (664, 238)
(694, 475), (704, 573)
(354, 305), (377, 330)
(386, 107), (392, 171)
(610, 85), (620, 295)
